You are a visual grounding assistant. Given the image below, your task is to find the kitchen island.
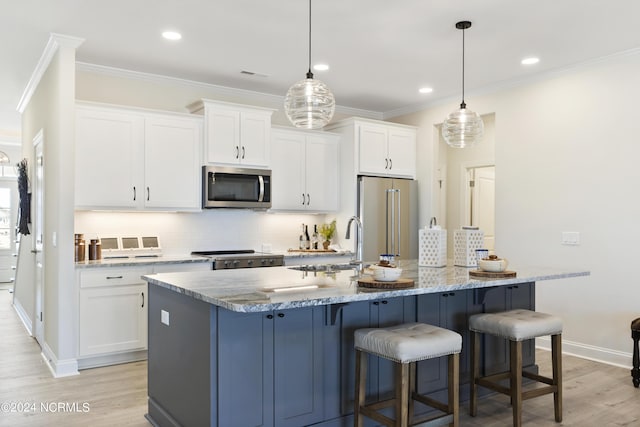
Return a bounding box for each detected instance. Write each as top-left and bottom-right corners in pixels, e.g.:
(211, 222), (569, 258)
(142, 261), (588, 427)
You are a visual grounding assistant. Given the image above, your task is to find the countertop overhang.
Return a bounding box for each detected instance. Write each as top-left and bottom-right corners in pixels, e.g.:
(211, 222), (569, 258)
(142, 261), (589, 313)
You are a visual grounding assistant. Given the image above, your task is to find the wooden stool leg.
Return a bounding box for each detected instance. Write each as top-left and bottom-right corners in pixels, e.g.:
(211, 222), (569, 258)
(354, 350), (367, 427)
(469, 331), (479, 417)
(449, 353), (460, 427)
(408, 362), (416, 425)
(552, 334), (563, 422)
(632, 329), (640, 388)
(510, 340), (523, 427)
(396, 363), (409, 427)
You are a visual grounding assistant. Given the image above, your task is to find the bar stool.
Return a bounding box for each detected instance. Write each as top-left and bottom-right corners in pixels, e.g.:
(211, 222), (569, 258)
(354, 322), (462, 427)
(631, 318), (640, 388)
(469, 309), (563, 427)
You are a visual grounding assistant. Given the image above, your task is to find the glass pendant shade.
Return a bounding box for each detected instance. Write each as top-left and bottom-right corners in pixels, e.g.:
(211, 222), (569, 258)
(284, 75), (335, 129)
(442, 20), (483, 148)
(442, 105), (484, 148)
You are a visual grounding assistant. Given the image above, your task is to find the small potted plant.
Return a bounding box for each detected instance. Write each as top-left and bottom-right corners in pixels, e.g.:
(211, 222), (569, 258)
(318, 220), (337, 250)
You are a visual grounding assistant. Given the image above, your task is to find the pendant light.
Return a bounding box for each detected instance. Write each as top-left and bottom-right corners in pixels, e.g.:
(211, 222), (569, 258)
(284, 0), (335, 129)
(442, 21), (484, 148)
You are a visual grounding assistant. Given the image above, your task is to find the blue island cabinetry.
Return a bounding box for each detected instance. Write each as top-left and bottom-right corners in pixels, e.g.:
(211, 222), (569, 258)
(146, 285), (534, 427)
(143, 263), (587, 427)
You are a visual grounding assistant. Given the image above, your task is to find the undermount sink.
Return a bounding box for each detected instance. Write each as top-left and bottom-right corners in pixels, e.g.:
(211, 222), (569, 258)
(288, 263), (362, 273)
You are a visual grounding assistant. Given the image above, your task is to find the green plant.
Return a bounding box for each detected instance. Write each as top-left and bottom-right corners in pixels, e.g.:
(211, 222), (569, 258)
(318, 220), (336, 241)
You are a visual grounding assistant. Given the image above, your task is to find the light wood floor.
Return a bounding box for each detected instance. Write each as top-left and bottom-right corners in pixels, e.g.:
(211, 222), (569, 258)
(1, 288), (638, 426)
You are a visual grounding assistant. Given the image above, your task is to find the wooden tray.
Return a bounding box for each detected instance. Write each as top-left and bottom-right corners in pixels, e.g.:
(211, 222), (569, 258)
(357, 278), (415, 289)
(469, 270), (516, 278)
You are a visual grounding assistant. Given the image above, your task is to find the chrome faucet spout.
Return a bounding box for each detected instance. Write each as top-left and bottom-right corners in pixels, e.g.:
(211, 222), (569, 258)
(345, 216), (364, 272)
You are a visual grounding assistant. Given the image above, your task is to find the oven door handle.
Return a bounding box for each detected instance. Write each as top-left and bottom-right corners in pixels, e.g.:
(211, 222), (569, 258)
(258, 175), (265, 202)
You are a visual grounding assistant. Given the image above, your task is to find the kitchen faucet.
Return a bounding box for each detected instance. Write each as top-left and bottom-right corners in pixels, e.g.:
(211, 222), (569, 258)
(345, 216), (364, 272)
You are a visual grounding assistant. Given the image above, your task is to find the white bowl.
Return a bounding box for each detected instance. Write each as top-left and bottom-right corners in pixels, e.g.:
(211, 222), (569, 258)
(373, 267), (402, 282)
(477, 257), (508, 272)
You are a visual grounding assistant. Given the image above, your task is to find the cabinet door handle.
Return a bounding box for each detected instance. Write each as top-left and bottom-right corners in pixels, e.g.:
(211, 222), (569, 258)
(373, 301), (379, 305)
(381, 300), (388, 305)
(235, 146), (240, 159)
(242, 146), (245, 159)
(389, 158), (392, 169)
(106, 275), (124, 279)
(141, 292), (145, 308)
(266, 314), (274, 319)
(385, 158), (388, 169)
(302, 194), (306, 205)
(306, 193), (310, 206)
(146, 186), (150, 201)
(277, 313), (285, 318)
(133, 186), (136, 201)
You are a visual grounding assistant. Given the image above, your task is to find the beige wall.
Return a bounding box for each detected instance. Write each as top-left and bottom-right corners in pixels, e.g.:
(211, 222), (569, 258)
(391, 51), (640, 366)
(19, 43), (78, 374)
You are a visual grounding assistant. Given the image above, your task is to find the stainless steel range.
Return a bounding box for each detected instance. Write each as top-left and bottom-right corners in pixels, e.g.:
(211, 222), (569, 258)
(191, 250), (284, 270)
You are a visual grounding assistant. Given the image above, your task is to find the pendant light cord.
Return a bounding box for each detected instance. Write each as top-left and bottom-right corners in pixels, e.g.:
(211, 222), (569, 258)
(307, 0), (314, 79)
(460, 25), (466, 109)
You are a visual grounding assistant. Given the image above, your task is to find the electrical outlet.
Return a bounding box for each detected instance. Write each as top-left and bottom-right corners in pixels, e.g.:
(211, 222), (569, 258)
(161, 310), (170, 326)
(262, 243), (273, 253)
(561, 232), (580, 245)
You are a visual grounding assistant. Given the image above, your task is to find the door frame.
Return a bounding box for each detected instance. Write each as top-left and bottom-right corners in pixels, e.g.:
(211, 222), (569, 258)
(459, 160), (494, 227)
(33, 130), (44, 345)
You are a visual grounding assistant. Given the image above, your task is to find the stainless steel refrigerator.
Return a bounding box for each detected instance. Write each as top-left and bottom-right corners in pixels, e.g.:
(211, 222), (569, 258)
(357, 176), (418, 262)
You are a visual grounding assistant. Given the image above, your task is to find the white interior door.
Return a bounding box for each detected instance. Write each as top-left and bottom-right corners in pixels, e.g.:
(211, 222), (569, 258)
(33, 135), (44, 345)
(469, 166), (495, 250)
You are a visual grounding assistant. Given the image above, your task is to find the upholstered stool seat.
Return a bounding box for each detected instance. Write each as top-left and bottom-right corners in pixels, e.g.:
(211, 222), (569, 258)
(469, 309), (563, 427)
(354, 322), (462, 427)
(631, 318), (640, 387)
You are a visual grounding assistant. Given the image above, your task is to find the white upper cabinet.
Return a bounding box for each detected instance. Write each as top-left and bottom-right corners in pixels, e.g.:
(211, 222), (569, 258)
(144, 116), (202, 209)
(270, 128), (339, 212)
(357, 122), (416, 178)
(75, 103), (202, 211)
(191, 100), (275, 168)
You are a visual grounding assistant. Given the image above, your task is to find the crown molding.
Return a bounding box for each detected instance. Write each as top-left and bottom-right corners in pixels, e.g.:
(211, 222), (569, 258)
(17, 33), (84, 113)
(76, 62), (382, 120)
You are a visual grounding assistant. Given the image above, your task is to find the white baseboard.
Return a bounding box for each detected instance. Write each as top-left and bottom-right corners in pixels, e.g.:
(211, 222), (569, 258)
(536, 336), (632, 369)
(41, 342), (79, 378)
(12, 297), (33, 336)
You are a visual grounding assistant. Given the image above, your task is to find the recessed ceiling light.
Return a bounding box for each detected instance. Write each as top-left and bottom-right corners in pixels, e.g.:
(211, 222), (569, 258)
(521, 57), (539, 65)
(419, 87), (433, 94)
(313, 64), (329, 71)
(162, 31), (182, 41)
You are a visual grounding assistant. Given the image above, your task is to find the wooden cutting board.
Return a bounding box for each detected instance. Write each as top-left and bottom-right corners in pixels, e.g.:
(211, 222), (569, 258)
(357, 278), (415, 289)
(469, 270), (516, 278)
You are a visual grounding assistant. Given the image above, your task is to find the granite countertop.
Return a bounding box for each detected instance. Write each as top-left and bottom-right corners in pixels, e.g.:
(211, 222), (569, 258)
(75, 254), (211, 268)
(282, 250), (353, 259)
(142, 260), (589, 313)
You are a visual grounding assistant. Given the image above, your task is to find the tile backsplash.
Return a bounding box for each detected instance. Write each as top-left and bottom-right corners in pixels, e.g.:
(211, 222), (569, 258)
(74, 210), (336, 255)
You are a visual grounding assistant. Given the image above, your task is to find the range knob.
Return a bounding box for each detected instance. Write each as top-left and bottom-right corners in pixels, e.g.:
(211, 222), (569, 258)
(232, 260), (240, 267)
(223, 260), (230, 268)
(261, 259), (267, 265)
(247, 259), (254, 266)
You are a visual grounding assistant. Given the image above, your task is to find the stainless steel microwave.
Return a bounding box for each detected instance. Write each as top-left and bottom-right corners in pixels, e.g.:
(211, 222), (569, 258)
(202, 166), (271, 209)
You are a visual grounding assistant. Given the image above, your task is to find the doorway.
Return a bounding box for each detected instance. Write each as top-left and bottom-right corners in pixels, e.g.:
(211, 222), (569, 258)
(0, 179), (18, 288)
(465, 166), (495, 250)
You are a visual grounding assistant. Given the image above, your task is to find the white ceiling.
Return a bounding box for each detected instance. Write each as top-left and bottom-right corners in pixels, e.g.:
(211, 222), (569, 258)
(2, 0), (640, 131)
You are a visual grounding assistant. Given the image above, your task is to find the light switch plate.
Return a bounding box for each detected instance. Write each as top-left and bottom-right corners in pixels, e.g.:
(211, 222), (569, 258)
(561, 231), (580, 245)
(261, 243), (273, 253)
(161, 310), (170, 326)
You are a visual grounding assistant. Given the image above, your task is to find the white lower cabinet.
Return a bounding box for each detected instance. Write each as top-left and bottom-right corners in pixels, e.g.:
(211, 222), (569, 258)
(77, 261), (211, 367)
(78, 267), (149, 358)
